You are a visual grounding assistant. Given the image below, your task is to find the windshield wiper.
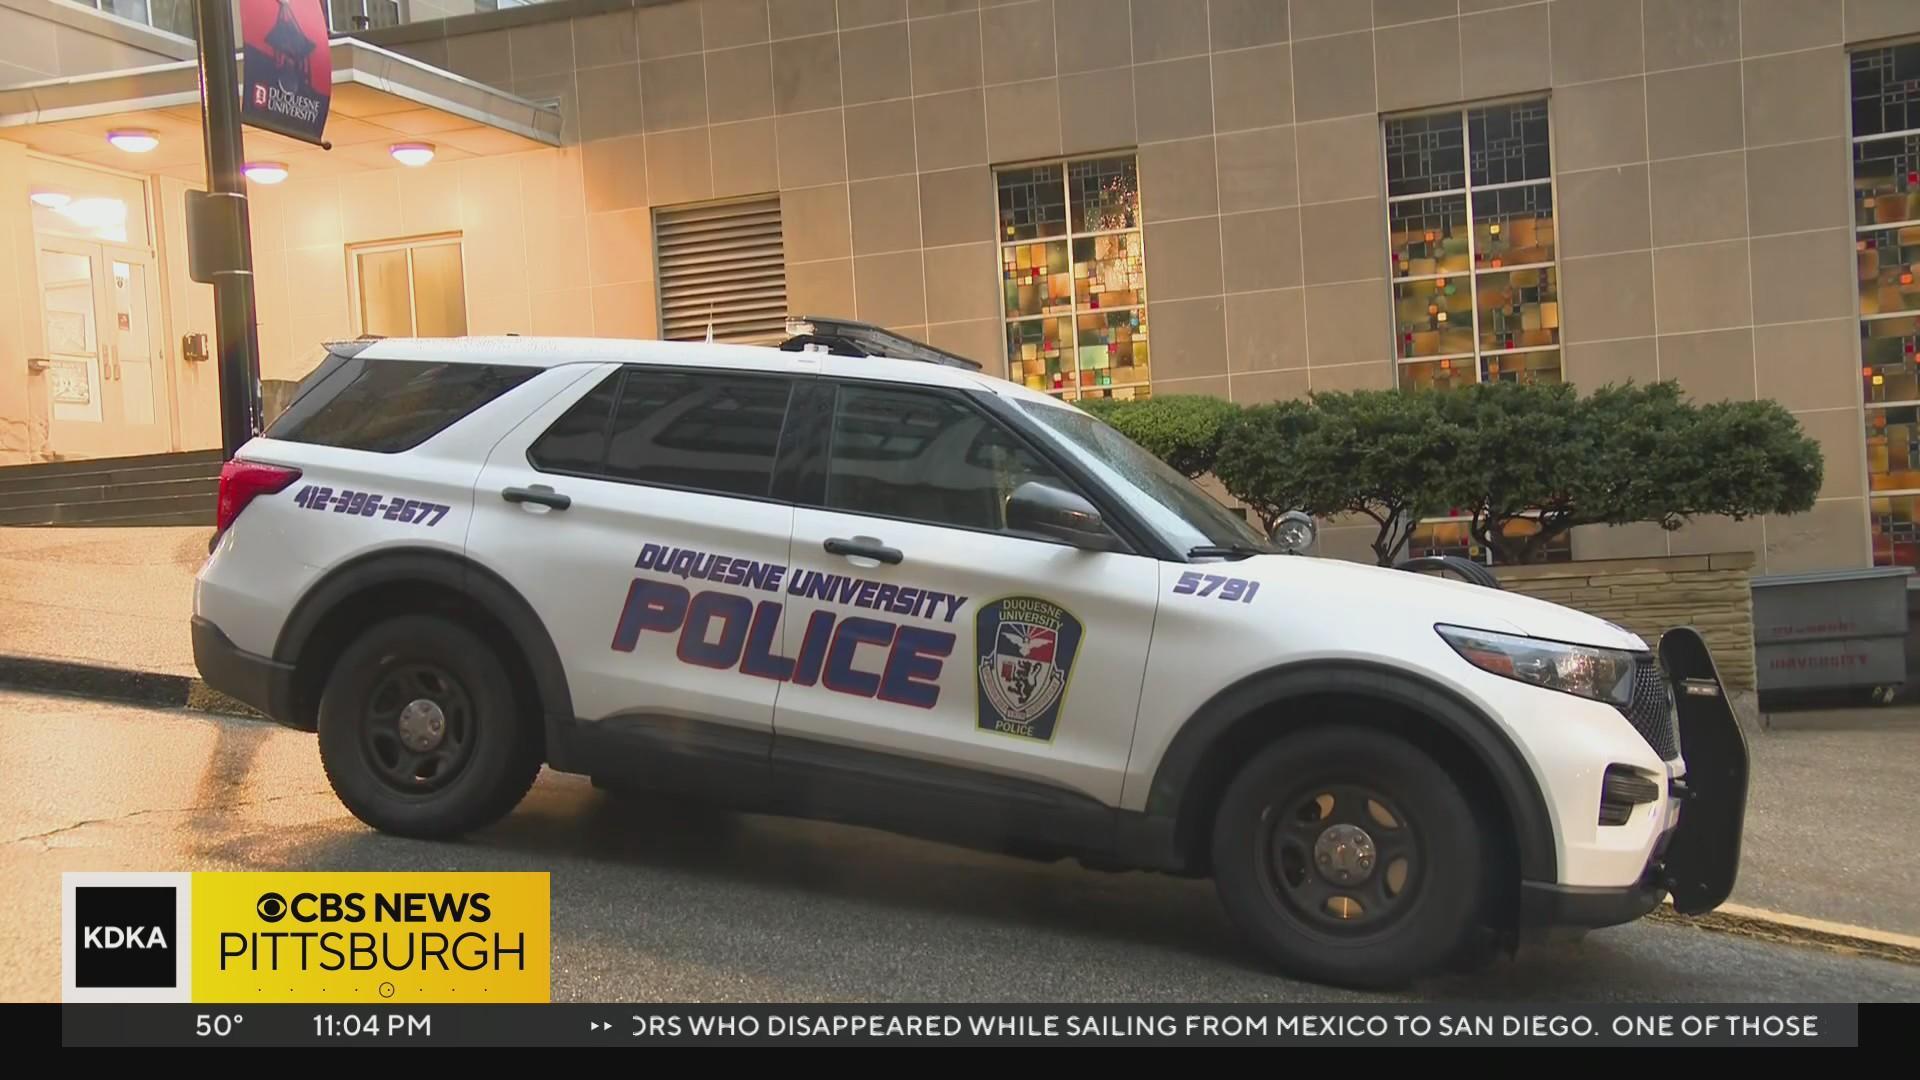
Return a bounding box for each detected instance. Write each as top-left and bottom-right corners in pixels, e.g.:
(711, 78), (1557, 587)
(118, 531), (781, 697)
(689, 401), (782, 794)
(1187, 544), (1267, 560)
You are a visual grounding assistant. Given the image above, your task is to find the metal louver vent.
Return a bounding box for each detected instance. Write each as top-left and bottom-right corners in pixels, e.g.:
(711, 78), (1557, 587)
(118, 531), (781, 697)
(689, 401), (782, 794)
(653, 197), (788, 345)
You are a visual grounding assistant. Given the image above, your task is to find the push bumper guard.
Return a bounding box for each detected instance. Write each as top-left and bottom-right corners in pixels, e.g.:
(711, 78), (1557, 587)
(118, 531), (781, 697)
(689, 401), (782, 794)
(1519, 626), (1749, 934)
(1655, 625), (1750, 915)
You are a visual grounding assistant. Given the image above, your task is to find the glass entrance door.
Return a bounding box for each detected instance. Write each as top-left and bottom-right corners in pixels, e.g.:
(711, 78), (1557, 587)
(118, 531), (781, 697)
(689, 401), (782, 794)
(34, 240), (171, 459)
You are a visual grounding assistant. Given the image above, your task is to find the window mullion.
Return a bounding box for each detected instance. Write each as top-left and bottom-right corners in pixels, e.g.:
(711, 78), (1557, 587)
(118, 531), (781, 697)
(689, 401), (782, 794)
(1062, 166), (1081, 398)
(1461, 108), (1485, 385)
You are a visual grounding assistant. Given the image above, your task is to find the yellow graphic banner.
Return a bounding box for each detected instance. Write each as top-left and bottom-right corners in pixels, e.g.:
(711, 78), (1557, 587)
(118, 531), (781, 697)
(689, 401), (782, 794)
(189, 872), (549, 1003)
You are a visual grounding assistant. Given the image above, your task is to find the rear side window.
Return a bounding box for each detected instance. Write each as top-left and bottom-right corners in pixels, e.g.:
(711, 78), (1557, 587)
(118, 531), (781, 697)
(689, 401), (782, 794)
(265, 357), (536, 453)
(527, 373), (619, 473)
(528, 368), (793, 500)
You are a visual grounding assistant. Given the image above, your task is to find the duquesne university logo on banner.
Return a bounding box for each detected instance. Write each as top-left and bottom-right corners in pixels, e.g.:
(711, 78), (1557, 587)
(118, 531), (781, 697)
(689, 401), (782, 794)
(241, 0), (332, 145)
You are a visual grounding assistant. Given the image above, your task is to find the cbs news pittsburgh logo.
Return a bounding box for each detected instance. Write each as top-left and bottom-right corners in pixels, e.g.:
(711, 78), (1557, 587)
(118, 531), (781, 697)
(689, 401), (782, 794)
(63, 872), (549, 1002)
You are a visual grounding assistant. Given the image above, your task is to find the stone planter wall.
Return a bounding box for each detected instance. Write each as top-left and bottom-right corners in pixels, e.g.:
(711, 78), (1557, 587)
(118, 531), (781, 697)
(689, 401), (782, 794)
(1493, 553), (1758, 690)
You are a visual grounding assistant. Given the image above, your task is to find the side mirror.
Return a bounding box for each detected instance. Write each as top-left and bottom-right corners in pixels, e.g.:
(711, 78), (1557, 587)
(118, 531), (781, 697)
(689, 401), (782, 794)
(1006, 481), (1114, 549)
(1269, 510), (1317, 555)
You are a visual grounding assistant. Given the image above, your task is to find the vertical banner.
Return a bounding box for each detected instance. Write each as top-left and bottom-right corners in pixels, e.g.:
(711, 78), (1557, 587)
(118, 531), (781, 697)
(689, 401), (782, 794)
(240, 0), (332, 145)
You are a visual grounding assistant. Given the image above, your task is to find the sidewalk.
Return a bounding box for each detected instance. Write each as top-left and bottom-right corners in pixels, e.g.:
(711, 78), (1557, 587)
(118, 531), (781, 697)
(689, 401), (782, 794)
(0, 525), (208, 677)
(1, 525), (1917, 941)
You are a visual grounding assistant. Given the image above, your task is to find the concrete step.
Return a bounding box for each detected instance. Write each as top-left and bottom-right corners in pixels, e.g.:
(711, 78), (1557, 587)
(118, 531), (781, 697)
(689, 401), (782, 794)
(0, 491), (215, 527)
(38, 509), (216, 527)
(0, 461), (222, 496)
(0, 449), (221, 482)
(0, 450), (222, 528)
(0, 477), (217, 512)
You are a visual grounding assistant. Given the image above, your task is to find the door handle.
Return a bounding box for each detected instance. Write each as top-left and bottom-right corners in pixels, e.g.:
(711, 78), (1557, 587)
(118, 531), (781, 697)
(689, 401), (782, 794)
(501, 484), (571, 510)
(824, 536), (902, 565)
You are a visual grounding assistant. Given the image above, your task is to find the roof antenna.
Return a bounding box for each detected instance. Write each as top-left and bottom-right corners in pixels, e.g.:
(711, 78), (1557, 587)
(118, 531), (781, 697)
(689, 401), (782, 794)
(705, 303), (715, 344)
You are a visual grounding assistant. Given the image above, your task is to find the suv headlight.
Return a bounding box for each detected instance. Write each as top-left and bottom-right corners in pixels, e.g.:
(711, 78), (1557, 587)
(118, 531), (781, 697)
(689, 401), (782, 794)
(1436, 625), (1636, 708)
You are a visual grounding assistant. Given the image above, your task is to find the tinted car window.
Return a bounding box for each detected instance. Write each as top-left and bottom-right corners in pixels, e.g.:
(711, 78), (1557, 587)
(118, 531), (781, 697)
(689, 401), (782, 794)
(601, 370), (792, 499)
(825, 385), (1071, 533)
(527, 373), (620, 474)
(266, 357), (536, 453)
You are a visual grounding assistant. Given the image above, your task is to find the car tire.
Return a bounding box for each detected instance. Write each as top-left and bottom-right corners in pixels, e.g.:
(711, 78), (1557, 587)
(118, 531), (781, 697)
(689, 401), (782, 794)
(1211, 726), (1486, 988)
(317, 614), (541, 838)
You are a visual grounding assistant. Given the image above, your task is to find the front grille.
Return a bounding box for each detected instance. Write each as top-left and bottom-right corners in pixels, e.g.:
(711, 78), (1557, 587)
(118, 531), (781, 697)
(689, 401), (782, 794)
(1619, 654), (1680, 760)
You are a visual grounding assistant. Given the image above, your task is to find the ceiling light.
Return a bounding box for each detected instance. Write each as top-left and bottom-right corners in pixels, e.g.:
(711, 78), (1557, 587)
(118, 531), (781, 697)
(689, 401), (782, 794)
(106, 128), (159, 153)
(244, 162), (289, 185)
(389, 142), (435, 167)
(29, 189), (70, 208)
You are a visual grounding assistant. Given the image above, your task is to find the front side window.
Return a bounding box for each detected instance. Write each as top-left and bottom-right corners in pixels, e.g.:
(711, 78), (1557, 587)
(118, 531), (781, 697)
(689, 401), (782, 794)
(533, 369), (793, 499)
(266, 357), (535, 452)
(996, 156), (1151, 401)
(1017, 399), (1270, 554)
(1855, 42), (1920, 566)
(1385, 100), (1560, 391)
(825, 385), (1076, 535)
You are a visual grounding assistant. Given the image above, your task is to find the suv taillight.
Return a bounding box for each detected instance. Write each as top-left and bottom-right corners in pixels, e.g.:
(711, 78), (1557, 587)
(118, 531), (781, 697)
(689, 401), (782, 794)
(212, 459), (301, 548)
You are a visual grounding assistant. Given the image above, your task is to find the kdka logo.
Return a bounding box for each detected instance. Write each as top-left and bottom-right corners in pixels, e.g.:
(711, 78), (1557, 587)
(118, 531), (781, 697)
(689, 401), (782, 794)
(75, 886), (176, 988)
(64, 872), (191, 1001)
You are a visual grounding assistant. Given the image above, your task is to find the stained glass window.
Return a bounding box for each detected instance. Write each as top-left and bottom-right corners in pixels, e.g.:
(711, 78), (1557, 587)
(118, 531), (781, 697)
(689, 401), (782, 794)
(1856, 43), (1920, 566)
(1871, 494), (1920, 566)
(1389, 195), (1470, 276)
(1406, 516), (1572, 565)
(1384, 102), (1562, 566)
(997, 164), (1066, 242)
(1853, 134), (1920, 226)
(1853, 44), (1920, 139)
(1384, 101), (1561, 390)
(1385, 112), (1465, 197)
(996, 156), (1149, 400)
(1468, 102), (1552, 187)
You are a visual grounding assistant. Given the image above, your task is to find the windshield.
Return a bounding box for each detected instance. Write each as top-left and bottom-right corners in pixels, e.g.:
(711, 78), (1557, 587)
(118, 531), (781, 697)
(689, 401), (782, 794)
(1016, 399), (1273, 555)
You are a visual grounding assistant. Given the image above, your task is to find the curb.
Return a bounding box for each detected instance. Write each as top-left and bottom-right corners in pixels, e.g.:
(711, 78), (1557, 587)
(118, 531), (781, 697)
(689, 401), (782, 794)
(0, 654), (260, 719)
(1649, 900), (1920, 966)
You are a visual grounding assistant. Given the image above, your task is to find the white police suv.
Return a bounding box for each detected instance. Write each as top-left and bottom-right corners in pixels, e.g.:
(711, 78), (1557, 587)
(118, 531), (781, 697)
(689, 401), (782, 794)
(192, 329), (1748, 987)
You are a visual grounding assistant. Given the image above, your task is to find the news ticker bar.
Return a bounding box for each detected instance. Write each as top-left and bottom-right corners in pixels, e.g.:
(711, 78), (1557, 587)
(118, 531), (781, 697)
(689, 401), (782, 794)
(49, 1004), (1872, 1047)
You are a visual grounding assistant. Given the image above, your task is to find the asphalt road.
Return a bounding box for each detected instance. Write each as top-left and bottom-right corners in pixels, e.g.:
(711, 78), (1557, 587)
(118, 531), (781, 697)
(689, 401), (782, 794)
(3, 689), (1915, 1004)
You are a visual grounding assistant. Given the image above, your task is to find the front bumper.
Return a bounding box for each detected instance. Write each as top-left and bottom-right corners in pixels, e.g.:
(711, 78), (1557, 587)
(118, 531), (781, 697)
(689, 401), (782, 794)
(1520, 627), (1749, 935)
(191, 616), (301, 728)
(1519, 878), (1667, 933)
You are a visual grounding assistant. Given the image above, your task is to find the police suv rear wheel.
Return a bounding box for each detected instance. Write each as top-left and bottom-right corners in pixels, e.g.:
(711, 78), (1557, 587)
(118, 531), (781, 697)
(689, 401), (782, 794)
(317, 614), (541, 838)
(1211, 727), (1485, 988)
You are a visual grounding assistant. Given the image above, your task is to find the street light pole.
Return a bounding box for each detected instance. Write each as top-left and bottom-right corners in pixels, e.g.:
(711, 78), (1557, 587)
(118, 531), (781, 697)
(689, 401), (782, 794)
(192, 0), (262, 459)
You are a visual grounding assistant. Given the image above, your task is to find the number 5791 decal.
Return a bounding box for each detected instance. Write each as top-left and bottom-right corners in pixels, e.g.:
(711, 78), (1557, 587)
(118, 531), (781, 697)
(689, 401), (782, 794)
(1173, 572), (1260, 603)
(292, 485), (449, 526)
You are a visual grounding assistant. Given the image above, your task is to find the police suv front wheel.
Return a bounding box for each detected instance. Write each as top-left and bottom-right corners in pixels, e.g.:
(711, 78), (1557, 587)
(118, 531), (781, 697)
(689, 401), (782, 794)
(1211, 727), (1486, 988)
(317, 614), (542, 839)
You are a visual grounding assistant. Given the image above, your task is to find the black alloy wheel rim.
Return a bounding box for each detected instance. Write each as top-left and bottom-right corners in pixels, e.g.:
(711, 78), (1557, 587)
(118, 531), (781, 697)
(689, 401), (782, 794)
(360, 662), (476, 794)
(1259, 781), (1421, 936)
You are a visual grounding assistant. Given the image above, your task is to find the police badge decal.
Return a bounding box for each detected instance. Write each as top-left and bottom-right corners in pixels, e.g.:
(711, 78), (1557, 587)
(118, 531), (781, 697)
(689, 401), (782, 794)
(975, 596), (1085, 742)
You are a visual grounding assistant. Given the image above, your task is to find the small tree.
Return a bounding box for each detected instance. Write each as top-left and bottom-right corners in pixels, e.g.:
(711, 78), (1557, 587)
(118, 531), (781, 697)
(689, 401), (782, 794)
(1077, 394), (1242, 479)
(1448, 380), (1825, 563)
(1212, 399), (1325, 532)
(1216, 391), (1472, 564)
(1312, 389), (1477, 566)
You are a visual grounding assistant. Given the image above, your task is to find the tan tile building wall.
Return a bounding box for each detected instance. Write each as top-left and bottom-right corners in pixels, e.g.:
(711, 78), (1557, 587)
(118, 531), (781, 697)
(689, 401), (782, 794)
(358, 0), (1920, 575)
(0, 0), (191, 86)
(7, 0), (1920, 578)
